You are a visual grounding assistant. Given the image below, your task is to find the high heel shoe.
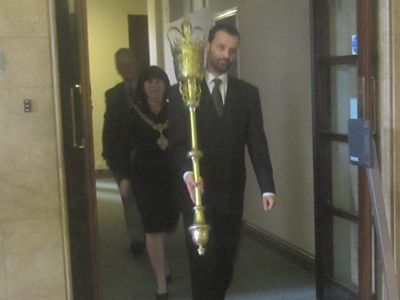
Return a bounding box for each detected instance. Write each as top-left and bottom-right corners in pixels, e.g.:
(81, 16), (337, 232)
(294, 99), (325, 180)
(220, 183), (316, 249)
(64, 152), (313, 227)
(156, 292), (169, 299)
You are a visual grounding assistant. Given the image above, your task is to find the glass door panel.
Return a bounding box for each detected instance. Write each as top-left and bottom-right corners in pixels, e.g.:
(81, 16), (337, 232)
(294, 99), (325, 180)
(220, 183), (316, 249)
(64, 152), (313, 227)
(331, 142), (358, 213)
(333, 216), (358, 290)
(313, 0), (375, 298)
(329, 65), (358, 134)
(328, 0), (357, 56)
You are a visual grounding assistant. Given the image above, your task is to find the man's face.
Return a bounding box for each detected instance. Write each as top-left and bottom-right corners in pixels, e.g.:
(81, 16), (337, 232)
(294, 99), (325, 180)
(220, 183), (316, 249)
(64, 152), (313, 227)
(116, 54), (137, 82)
(207, 30), (240, 76)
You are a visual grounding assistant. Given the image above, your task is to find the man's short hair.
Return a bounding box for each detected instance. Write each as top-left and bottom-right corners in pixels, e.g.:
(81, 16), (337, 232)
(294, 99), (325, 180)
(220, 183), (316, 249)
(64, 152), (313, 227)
(114, 48), (135, 64)
(208, 23), (240, 43)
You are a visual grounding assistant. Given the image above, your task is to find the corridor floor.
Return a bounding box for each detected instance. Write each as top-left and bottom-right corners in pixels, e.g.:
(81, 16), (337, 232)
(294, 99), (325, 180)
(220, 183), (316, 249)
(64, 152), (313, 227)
(96, 176), (316, 300)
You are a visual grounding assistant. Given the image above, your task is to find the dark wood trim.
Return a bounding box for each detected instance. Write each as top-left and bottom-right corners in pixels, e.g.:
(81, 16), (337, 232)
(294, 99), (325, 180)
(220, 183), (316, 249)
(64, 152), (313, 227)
(128, 15), (150, 74)
(357, 0), (376, 298)
(321, 204), (359, 223)
(322, 274), (358, 300)
(310, 2), (332, 298)
(319, 55), (357, 66)
(55, 0), (101, 299)
(358, 169), (373, 300)
(320, 55), (357, 66)
(323, 274), (376, 300)
(76, 0), (102, 298)
(242, 222), (315, 275)
(319, 132), (348, 142)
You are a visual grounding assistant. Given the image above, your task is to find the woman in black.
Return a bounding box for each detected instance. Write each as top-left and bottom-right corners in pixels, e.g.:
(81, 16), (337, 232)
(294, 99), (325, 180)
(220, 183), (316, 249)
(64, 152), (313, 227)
(118, 66), (178, 299)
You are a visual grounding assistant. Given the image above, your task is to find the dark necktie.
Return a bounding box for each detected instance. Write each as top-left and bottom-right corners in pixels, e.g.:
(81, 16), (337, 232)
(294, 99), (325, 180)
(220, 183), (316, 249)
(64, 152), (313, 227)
(211, 78), (223, 116)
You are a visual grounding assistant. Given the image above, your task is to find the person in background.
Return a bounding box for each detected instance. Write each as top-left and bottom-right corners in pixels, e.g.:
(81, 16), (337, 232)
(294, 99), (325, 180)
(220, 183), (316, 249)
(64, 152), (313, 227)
(102, 48), (145, 255)
(118, 66), (179, 300)
(169, 23), (278, 300)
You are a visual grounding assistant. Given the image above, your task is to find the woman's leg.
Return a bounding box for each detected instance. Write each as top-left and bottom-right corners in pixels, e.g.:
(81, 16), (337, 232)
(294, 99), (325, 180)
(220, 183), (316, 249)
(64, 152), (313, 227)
(163, 231), (177, 278)
(146, 232), (167, 294)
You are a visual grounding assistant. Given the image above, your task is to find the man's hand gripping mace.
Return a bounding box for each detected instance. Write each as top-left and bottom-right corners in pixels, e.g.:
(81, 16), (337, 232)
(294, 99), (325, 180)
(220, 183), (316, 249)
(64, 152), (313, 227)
(168, 20), (210, 255)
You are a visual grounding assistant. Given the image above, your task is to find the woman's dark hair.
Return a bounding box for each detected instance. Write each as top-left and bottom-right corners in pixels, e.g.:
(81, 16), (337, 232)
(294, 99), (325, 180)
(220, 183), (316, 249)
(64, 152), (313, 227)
(136, 65), (170, 104)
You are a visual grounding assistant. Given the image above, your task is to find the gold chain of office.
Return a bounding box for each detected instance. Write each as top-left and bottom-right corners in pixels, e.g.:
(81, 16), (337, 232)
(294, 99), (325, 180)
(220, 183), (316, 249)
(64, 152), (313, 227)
(131, 104), (169, 150)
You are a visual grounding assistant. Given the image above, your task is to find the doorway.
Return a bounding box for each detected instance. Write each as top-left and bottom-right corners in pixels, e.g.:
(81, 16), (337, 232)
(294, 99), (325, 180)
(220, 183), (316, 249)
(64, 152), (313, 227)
(54, 0), (100, 299)
(55, 1), (378, 299)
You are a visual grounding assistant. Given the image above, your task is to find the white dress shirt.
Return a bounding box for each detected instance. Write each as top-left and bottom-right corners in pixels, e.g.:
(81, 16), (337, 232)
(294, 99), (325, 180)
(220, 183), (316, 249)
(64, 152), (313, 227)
(206, 72), (228, 104)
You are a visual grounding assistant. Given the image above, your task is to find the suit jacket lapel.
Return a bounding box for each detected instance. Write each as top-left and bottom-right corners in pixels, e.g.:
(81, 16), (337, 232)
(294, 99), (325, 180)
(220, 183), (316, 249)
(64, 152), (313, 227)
(223, 76), (238, 115)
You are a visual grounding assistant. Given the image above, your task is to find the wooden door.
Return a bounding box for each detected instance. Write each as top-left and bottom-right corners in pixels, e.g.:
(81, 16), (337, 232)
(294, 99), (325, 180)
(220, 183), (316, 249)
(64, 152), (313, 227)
(128, 15), (150, 74)
(55, 0), (100, 299)
(312, 0), (376, 299)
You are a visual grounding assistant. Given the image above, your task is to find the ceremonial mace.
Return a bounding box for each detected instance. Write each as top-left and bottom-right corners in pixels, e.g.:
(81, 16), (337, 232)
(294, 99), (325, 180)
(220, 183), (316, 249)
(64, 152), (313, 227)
(168, 20), (210, 255)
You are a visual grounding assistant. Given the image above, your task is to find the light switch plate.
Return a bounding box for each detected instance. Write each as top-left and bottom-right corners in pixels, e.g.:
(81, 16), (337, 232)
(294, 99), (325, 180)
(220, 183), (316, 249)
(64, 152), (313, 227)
(24, 99), (32, 112)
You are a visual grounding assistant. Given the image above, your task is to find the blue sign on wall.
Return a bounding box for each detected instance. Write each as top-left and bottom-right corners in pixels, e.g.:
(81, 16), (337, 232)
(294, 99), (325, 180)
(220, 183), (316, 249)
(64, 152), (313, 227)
(352, 34), (358, 55)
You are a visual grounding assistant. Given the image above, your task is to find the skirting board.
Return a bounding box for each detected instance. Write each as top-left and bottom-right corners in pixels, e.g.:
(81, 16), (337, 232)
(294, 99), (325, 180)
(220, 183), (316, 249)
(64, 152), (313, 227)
(242, 221), (315, 275)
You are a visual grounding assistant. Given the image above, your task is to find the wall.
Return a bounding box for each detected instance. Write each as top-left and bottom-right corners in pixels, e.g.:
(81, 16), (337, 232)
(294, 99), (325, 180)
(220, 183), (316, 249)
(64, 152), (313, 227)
(237, 0), (314, 255)
(0, 0), (70, 299)
(86, 0), (147, 170)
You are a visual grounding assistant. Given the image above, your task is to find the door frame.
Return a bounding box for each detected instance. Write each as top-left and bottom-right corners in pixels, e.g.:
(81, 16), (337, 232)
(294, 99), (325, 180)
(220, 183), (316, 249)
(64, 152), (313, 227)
(357, 1), (376, 299)
(54, 0), (395, 299)
(76, 0), (101, 296)
(393, 0), (400, 289)
(54, 0), (101, 298)
(311, 0), (377, 299)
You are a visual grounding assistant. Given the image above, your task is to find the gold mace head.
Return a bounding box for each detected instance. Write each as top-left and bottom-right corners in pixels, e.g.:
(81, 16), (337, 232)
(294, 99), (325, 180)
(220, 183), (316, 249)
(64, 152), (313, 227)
(189, 204), (210, 255)
(168, 19), (205, 108)
(189, 223), (210, 256)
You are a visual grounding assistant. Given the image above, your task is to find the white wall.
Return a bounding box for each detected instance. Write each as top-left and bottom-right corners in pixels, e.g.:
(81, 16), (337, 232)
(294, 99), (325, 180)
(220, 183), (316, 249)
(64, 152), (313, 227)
(238, 0), (314, 255)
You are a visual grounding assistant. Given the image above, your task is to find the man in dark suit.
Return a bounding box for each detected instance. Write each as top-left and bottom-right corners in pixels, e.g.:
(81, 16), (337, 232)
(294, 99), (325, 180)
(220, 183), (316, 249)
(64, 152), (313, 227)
(102, 48), (144, 255)
(169, 24), (278, 299)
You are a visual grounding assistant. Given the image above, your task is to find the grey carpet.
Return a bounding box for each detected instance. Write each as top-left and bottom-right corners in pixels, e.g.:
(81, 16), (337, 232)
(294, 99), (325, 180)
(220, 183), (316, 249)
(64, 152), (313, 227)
(96, 177), (316, 300)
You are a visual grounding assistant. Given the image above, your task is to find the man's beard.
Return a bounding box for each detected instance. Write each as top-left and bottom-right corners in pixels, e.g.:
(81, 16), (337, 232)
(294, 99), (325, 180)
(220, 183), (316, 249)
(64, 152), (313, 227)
(209, 57), (231, 74)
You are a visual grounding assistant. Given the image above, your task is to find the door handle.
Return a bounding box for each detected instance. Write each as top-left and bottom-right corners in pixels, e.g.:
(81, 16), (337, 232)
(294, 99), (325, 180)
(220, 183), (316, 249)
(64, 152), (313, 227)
(69, 84), (85, 149)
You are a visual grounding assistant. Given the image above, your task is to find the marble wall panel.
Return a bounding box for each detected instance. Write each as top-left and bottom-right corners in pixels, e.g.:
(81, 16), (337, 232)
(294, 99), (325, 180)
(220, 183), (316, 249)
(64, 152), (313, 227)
(0, 1), (71, 299)
(0, 37), (52, 89)
(0, 0), (49, 37)
(395, 3), (400, 35)
(0, 169), (61, 222)
(0, 87), (57, 172)
(2, 218), (67, 300)
(376, 34), (390, 80)
(0, 238), (7, 299)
